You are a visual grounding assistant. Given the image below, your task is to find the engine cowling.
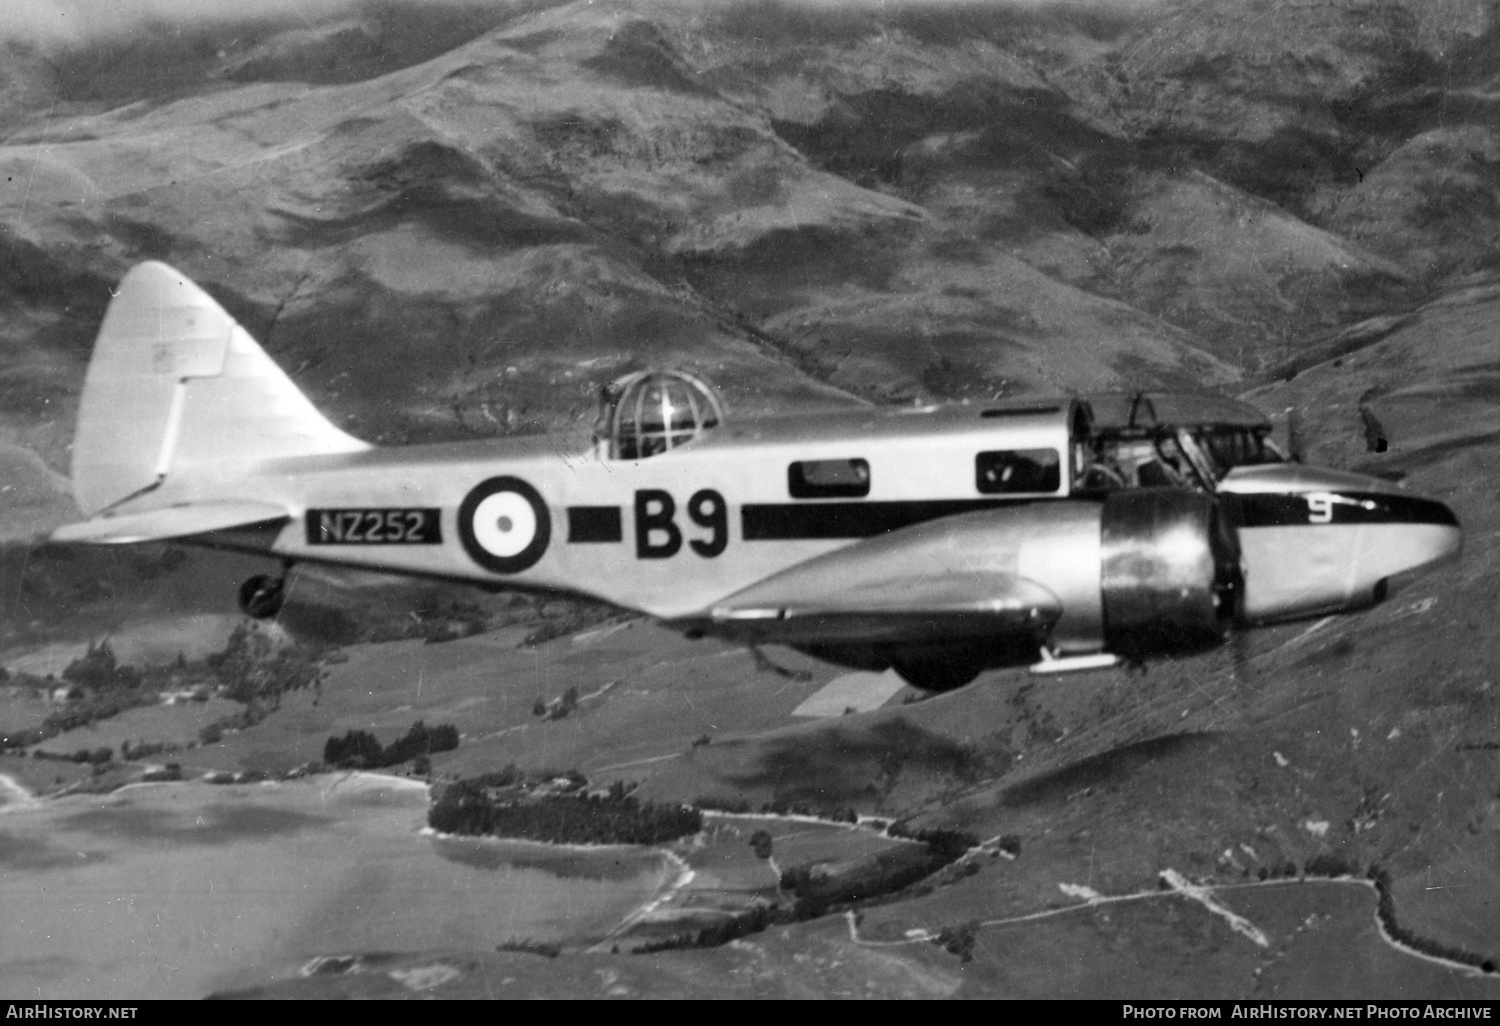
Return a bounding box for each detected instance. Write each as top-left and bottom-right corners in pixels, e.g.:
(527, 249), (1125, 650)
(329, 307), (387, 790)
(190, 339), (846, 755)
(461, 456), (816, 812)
(1100, 489), (1242, 657)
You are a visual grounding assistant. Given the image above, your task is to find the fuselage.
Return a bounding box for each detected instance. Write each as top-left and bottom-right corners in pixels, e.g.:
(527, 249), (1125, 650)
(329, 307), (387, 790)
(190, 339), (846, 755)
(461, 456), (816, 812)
(155, 403), (1076, 618)
(140, 400), (1461, 659)
(54, 263), (1464, 686)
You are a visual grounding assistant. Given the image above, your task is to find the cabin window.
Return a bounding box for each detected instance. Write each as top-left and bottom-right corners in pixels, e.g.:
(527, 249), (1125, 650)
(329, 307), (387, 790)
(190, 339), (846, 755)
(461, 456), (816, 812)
(976, 449), (1060, 494)
(789, 458), (870, 499)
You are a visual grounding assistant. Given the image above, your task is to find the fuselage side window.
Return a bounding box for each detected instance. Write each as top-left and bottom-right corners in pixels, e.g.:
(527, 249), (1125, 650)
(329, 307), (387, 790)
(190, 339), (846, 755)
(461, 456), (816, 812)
(976, 449), (1060, 494)
(789, 458), (870, 499)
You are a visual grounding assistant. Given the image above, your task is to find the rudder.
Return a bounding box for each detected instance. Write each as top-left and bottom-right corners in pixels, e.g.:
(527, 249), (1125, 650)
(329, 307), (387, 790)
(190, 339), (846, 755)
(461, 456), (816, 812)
(71, 262), (368, 516)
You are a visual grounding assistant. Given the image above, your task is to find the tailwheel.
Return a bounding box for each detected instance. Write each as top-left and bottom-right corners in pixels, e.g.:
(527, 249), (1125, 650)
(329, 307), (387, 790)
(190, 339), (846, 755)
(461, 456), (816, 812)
(889, 656), (982, 693)
(237, 574), (286, 619)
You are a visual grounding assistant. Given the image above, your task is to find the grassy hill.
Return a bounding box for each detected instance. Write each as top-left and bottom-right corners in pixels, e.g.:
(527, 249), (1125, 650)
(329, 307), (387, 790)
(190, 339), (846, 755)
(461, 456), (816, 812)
(4, 0), (1500, 999)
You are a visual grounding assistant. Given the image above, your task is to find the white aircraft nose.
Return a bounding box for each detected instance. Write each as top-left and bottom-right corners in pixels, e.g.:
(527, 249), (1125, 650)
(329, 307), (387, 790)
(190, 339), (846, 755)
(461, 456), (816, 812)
(1227, 481), (1461, 624)
(1401, 516), (1462, 574)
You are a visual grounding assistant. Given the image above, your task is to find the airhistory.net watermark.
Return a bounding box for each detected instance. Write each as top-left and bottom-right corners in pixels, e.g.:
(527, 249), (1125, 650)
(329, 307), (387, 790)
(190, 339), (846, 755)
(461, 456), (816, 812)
(1121, 1006), (1494, 1020)
(4, 1007), (137, 1019)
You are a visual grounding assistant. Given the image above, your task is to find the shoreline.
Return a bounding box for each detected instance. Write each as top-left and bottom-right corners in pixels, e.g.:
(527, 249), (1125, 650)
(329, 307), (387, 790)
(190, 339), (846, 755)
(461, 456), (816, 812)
(0, 771), (37, 811)
(2, 767), (433, 808)
(320, 769), (434, 794)
(591, 849), (696, 952)
(422, 826), (674, 854)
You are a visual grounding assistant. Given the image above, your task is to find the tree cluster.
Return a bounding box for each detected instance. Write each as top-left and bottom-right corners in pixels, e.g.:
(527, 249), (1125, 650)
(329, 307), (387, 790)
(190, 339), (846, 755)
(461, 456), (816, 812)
(633, 903), (776, 954)
(38, 687), (157, 740)
(0, 641), (159, 751)
(429, 778), (701, 845)
(495, 938), (560, 959)
(209, 625), (325, 705)
(120, 739), (174, 761)
(520, 599), (622, 648)
(31, 745), (112, 765)
(781, 801), (857, 822)
(779, 826), (979, 916)
(0, 726), (48, 751)
(1, 630), (341, 758)
(1302, 852), (1355, 878)
(62, 640), (140, 690)
(934, 921), (979, 963)
(363, 599), (493, 645)
(885, 823), (978, 861)
(323, 720), (459, 769)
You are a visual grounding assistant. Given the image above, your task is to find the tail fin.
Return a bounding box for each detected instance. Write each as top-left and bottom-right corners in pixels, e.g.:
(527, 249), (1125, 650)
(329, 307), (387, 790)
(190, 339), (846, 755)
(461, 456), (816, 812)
(71, 261), (369, 516)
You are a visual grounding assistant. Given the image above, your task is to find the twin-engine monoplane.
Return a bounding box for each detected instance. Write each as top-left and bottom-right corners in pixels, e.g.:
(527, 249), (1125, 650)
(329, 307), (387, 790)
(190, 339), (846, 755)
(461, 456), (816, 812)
(52, 263), (1462, 690)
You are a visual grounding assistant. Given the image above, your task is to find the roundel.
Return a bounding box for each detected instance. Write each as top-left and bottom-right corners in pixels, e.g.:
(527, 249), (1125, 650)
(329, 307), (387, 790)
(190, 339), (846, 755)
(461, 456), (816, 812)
(458, 476), (551, 574)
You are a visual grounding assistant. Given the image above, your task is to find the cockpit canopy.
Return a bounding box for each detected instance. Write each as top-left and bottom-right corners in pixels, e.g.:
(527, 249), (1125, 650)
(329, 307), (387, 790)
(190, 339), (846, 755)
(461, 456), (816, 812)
(598, 369), (726, 460)
(1077, 391), (1286, 492)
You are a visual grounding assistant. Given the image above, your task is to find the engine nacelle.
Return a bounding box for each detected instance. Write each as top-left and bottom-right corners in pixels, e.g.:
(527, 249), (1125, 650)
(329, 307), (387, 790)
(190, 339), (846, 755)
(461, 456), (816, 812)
(699, 489), (1247, 683)
(1099, 489), (1241, 657)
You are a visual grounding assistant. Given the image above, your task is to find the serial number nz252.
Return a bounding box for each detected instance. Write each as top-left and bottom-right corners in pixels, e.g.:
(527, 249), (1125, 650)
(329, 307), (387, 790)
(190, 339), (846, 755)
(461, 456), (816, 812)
(306, 508), (443, 545)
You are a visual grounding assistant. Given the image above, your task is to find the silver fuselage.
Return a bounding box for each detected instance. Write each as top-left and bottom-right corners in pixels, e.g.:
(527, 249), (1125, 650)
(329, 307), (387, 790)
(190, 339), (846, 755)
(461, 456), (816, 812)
(137, 403), (1460, 656)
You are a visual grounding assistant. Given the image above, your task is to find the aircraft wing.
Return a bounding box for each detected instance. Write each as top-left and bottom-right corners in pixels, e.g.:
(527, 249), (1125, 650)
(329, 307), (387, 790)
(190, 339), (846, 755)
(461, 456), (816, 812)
(51, 500), (290, 545)
(704, 513), (1063, 646)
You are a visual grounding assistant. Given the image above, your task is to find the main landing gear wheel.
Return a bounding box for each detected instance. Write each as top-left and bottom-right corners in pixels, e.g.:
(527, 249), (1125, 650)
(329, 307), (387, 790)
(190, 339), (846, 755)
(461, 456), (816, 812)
(889, 657), (981, 693)
(238, 574), (286, 619)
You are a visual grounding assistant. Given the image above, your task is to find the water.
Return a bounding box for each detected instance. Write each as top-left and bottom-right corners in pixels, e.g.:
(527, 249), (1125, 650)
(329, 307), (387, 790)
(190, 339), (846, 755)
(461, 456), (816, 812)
(0, 776), (669, 999)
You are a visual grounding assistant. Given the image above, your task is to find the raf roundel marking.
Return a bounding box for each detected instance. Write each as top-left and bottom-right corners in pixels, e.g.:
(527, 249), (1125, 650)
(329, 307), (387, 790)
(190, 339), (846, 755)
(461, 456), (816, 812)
(459, 476), (551, 574)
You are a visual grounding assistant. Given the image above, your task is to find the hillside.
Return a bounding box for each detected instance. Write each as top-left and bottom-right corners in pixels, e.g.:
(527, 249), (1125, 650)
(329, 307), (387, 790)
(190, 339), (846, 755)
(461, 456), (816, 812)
(1, 0), (1496, 543)
(3, 0), (1500, 1001)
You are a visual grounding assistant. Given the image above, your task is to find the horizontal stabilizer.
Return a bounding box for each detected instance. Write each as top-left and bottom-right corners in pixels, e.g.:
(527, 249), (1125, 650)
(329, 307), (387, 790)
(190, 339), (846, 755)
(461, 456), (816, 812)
(51, 500), (289, 545)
